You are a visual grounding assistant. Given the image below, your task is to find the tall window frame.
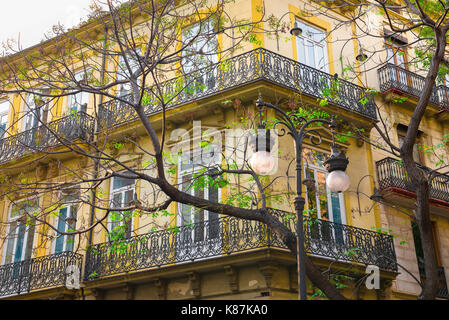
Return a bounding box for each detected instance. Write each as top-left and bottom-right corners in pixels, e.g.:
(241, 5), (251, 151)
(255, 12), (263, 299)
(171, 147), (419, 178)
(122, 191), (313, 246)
(68, 71), (90, 114)
(385, 41), (410, 89)
(22, 91), (49, 132)
(303, 147), (347, 225)
(180, 20), (219, 101)
(385, 42), (407, 68)
(2, 198), (38, 265)
(52, 190), (80, 254)
(397, 124), (424, 165)
(294, 19), (329, 72)
(0, 99), (9, 139)
(177, 145), (222, 245)
(181, 20), (218, 74)
(108, 173), (137, 240)
(116, 52), (140, 98)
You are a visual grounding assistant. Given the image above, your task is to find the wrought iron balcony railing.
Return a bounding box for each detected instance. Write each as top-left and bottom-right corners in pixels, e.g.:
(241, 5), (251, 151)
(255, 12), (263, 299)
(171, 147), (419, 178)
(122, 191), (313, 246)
(378, 63), (449, 109)
(418, 263), (449, 299)
(376, 157), (449, 203)
(98, 48), (377, 129)
(0, 251), (83, 298)
(84, 210), (397, 281)
(0, 111), (95, 165)
(437, 267), (449, 299)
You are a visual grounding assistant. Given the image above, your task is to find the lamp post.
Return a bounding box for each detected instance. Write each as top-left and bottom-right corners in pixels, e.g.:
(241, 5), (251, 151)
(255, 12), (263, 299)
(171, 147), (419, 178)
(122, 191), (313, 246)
(250, 94), (350, 300)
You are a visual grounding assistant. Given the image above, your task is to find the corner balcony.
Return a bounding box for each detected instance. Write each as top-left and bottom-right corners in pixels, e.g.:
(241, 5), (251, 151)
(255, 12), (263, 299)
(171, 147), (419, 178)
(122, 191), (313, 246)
(98, 48), (377, 129)
(84, 210), (397, 283)
(418, 264), (449, 300)
(376, 157), (449, 213)
(378, 63), (449, 110)
(0, 251), (83, 298)
(0, 112), (95, 165)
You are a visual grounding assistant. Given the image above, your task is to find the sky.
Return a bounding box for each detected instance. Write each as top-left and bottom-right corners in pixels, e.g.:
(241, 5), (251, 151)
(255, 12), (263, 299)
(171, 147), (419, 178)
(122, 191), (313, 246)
(0, 1), (98, 50)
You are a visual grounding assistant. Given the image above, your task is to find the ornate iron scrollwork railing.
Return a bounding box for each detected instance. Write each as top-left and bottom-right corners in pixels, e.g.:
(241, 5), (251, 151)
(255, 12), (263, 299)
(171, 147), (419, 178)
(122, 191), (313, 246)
(0, 111), (95, 165)
(84, 209), (397, 281)
(437, 267), (449, 299)
(98, 48), (377, 129)
(0, 251), (83, 298)
(436, 85), (449, 110)
(418, 263), (449, 299)
(376, 157), (449, 203)
(378, 63), (449, 110)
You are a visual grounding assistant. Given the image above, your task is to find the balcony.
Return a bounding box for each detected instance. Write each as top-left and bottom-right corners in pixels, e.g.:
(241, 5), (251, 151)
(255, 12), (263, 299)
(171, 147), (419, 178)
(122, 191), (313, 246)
(0, 112), (95, 165)
(418, 264), (449, 299)
(0, 251), (83, 298)
(84, 210), (397, 282)
(378, 63), (449, 110)
(376, 157), (449, 210)
(437, 267), (449, 299)
(98, 48), (377, 129)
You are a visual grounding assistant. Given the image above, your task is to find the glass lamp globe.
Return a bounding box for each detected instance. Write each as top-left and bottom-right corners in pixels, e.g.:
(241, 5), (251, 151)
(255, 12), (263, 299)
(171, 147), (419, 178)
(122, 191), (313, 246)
(326, 170), (351, 193)
(250, 151), (276, 175)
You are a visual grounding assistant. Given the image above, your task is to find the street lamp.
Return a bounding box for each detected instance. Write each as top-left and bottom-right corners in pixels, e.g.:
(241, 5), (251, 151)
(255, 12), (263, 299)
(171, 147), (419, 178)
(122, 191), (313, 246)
(290, 26), (303, 37)
(65, 209), (77, 226)
(324, 146), (350, 193)
(251, 94), (350, 300)
(249, 127), (276, 175)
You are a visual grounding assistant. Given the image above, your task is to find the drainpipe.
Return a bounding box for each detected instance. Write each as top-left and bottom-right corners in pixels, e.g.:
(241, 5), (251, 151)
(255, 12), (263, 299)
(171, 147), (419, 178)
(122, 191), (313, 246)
(87, 25), (109, 251)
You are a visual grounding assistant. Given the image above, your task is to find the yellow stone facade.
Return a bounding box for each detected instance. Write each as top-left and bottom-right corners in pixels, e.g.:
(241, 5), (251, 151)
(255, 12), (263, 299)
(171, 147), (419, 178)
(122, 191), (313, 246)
(0, 0), (447, 300)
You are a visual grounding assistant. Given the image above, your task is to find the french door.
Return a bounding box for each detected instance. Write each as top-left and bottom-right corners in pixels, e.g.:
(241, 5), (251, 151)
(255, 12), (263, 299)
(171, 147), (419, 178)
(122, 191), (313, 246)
(1, 199), (38, 296)
(22, 93), (48, 149)
(303, 148), (346, 251)
(181, 21), (218, 97)
(176, 148), (222, 262)
(53, 205), (77, 254)
(108, 174), (136, 240)
(386, 44), (410, 89)
(294, 19), (329, 73)
(0, 100), (9, 140)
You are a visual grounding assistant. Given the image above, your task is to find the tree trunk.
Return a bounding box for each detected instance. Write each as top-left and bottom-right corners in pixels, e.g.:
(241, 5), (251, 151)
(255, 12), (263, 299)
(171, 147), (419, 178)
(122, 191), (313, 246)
(400, 30), (447, 300)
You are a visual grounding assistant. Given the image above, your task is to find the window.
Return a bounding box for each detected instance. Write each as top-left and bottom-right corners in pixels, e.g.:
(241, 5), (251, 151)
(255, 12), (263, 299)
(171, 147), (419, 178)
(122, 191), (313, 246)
(302, 148), (346, 247)
(53, 190), (79, 254)
(0, 100), (9, 139)
(385, 41), (409, 88)
(294, 20), (328, 72)
(386, 42), (407, 68)
(109, 174), (136, 239)
(412, 221), (443, 273)
(178, 146), (221, 245)
(182, 20), (218, 74)
(68, 72), (89, 114)
(22, 91), (49, 132)
(116, 53), (140, 98)
(397, 124), (424, 164)
(303, 148), (346, 225)
(181, 21), (218, 98)
(2, 199), (38, 264)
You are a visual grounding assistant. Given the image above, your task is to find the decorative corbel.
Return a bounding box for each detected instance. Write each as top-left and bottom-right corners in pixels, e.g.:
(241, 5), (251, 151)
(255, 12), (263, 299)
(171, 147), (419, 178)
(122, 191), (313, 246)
(78, 156), (89, 169)
(259, 262), (278, 290)
(154, 278), (166, 300)
(213, 107), (225, 124)
(188, 272), (201, 298)
(376, 279), (392, 300)
(90, 288), (105, 300)
(122, 283), (135, 300)
(35, 162), (48, 181)
(165, 121), (175, 131)
(224, 265), (239, 293)
(47, 160), (60, 178)
(288, 267), (298, 292)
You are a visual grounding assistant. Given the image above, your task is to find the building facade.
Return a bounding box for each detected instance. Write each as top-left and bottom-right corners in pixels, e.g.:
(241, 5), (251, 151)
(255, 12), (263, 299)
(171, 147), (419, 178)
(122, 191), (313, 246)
(0, 0), (447, 300)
